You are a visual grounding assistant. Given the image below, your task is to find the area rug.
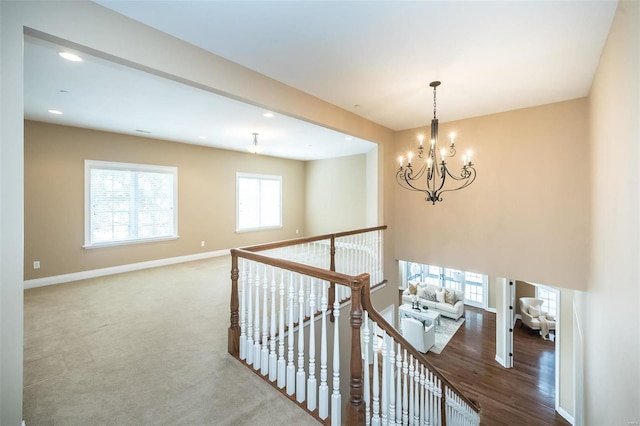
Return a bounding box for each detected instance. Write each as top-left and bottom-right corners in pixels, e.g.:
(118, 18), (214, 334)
(431, 317), (465, 354)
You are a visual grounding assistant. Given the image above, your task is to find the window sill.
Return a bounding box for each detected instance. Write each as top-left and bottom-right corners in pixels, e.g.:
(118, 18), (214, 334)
(83, 236), (179, 249)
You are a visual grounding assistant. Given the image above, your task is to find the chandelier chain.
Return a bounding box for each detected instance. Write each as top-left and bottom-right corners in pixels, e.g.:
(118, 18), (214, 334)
(433, 85), (437, 120)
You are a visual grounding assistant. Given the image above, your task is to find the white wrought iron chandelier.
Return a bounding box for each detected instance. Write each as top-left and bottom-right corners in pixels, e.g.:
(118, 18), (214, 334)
(396, 81), (477, 204)
(247, 132), (266, 154)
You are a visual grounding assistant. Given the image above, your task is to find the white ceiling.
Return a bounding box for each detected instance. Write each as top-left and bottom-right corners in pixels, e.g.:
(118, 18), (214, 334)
(24, 1), (617, 160)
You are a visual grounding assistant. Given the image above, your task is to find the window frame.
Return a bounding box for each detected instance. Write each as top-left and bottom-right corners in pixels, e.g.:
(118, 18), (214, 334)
(236, 172), (283, 232)
(84, 160), (178, 249)
(536, 285), (559, 318)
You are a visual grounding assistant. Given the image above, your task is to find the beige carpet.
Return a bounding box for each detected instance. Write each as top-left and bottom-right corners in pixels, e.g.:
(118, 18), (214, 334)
(23, 256), (318, 426)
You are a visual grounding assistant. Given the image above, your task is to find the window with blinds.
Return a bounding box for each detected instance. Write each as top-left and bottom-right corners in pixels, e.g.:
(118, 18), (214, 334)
(236, 173), (282, 232)
(85, 160), (178, 248)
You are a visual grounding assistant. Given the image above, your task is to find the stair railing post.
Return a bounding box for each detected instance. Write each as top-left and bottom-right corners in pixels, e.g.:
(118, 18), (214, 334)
(228, 250), (240, 356)
(347, 274), (368, 425)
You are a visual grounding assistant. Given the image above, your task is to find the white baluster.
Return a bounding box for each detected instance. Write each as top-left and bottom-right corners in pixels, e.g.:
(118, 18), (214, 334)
(409, 356), (415, 426)
(331, 299), (341, 426)
(246, 263), (254, 365)
(277, 271), (286, 388)
(319, 281), (329, 420)
(269, 268), (277, 381)
(239, 260), (247, 361)
(396, 343), (402, 425)
(286, 273), (295, 395)
(372, 322), (380, 426)
(307, 279), (317, 411)
(419, 365), (426, 426)
(402, 349), (408, 425)
(388, 338), (396, 426)
(261, 265), (269, 375)
(363, 312), (371, 426)
(413, 359), (420, 426)
(253, 265), (261, 370)
(296, 275), (306, 403)
(381, 331), (389, 426)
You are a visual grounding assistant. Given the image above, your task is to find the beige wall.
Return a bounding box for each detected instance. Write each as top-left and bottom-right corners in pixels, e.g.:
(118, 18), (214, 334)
(515, 281), (535, 316)
(305, 153), (367, 235)
(391, 98), (589, 292)
(586, 1), (640, 424)
(24, 120), (306, 279)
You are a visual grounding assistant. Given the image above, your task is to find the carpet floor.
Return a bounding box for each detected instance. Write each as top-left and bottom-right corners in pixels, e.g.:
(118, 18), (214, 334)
(23, 256), (319, 426)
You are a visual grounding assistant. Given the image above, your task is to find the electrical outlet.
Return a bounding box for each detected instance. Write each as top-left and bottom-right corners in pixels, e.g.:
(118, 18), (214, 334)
(200, 241), (205, 247)
(33, 261), (40, 269)
(295, 229), (299, 235)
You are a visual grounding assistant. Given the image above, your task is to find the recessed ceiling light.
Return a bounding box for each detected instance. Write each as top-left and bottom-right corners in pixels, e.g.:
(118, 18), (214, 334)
(48, 109), (63, 115)
(198, 136), (207, 140)
(58, 52), (83, 62)
(263, 112), (274, 118)
(345, 137), (353, 141)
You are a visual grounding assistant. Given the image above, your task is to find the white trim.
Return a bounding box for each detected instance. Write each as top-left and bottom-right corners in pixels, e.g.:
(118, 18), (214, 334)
(557, 406), (575, 425)
(85, 160), (179, 248)
(494, 354), (506, 367)
(486, 307), (497, 313)
(24, 249), (228, 289)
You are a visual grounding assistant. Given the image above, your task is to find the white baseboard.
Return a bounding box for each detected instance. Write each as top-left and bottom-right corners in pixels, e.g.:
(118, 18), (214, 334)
(495, 354), (506, 367)
(24, 250), (229, 289)
(557, 406), (575, 425)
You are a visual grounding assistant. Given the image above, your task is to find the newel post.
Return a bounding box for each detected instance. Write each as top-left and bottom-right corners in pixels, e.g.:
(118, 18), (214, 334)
(346, 274), (368, 425)
(228, 250), (240, 356)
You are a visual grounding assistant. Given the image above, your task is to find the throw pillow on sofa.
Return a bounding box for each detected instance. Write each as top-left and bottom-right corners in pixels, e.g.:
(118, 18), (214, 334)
(444, 289), (457, 305)
(435, 288), (445, 303)
(425, 288), (437, 302)
(408, 282), (418, 295)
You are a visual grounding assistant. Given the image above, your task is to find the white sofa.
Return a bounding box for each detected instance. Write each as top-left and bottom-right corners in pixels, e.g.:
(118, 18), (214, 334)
(401, 282), (465, 320)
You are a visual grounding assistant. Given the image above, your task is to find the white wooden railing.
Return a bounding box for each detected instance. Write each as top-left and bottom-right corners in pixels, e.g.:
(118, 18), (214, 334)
(228, 226), (480, 425)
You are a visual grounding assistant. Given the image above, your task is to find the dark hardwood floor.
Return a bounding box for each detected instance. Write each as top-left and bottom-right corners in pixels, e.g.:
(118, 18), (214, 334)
(425, 306), (569, 426)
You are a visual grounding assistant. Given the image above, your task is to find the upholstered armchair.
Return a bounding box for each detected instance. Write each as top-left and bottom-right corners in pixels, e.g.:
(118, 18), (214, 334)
(401, 317), (435, 353)
(519, 297), (556, 336)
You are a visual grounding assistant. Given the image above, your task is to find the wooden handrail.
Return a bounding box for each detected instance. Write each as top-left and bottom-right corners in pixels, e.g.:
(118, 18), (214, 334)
(240, 225), (388, 253)
(359, 280), (481, 416)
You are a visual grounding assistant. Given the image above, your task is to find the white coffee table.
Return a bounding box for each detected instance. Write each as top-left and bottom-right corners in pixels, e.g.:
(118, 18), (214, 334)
(399, 303), (441, 326)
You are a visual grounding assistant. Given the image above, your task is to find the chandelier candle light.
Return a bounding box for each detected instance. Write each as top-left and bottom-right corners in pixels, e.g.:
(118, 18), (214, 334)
(396, 81), (477, 204)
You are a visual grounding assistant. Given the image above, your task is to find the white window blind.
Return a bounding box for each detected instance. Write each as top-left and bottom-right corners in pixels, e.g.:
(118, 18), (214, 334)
(236, 173), (282, 231)
(85, 160), (177, 247)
